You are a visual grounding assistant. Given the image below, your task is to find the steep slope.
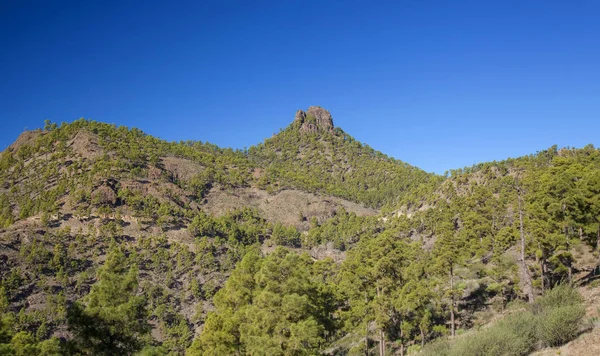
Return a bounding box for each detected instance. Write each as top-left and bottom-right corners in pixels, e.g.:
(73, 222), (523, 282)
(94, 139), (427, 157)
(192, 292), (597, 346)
(248, 106), (441, 209)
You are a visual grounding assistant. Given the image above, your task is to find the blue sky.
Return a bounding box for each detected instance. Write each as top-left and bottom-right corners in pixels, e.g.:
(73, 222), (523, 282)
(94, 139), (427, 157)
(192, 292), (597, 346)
(1, 0), (599, 174)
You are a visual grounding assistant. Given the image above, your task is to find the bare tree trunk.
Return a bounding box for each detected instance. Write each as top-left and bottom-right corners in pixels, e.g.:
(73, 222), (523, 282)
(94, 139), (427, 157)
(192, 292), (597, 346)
(420, 327), (425, 348)
(597, 223), (600, 275)
(566, 226), (572, 283)
(399, 322), (405, 356)
(376, 286), (385, 356)
(365, 322), (369, 356)
(540, 259), (545, 292)
(450, 267), (456, 337)
(379, 329), (385, 356)
(365, 291), (369, 356)
(518, 193), (535, 303)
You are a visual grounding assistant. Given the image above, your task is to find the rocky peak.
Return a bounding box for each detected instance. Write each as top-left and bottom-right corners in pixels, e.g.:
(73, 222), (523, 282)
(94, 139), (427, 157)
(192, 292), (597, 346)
(294, 106), (335, 134)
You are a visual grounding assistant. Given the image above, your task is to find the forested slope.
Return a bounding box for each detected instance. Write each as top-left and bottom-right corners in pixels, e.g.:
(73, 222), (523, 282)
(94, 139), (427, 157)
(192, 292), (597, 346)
(1, 109), (599, 355)
(248, 106), (440, 209)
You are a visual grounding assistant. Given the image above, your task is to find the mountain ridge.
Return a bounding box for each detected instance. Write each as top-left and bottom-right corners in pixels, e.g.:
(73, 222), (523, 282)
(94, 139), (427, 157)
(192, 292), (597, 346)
(1, 108), (599, 355)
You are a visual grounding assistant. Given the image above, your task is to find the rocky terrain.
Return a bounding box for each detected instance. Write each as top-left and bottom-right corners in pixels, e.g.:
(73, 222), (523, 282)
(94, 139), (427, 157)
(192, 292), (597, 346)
(0, 108), (599, 355)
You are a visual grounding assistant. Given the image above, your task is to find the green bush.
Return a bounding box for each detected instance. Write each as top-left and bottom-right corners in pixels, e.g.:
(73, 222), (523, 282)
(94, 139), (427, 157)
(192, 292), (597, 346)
(532, 284), (586, 347)
(448, 312), (535, 356)
(425, 285), (586, 355)
(449, 330), (526, 356)
(497, 311), (537, 345)
(536, 305), (585, 347)
(533, 284), (583, 313)
(420, 337), (450, 356)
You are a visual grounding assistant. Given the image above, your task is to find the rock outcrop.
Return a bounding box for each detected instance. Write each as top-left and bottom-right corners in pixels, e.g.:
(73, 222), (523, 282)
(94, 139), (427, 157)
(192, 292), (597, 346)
(294, 106), (335, 134)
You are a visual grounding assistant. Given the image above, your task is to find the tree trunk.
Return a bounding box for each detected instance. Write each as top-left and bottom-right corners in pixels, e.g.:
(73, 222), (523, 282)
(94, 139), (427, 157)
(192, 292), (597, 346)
(597, 223), (600, 275)
(420, 327), (425, 348)
(399, 322), (404, 356)
(365, 290), (369, 356)
(379, 329), (385, 356)
(540, 259), (545, 292)
(365, 321), (369, 356)
(376, 286), (385, 356)
(518, 193), (535, 303)
(450, 267), (456, 337)
(566, 226), (572, 282)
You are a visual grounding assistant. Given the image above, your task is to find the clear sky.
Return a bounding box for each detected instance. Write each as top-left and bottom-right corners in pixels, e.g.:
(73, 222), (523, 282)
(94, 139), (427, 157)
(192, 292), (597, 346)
(1, 0), (599, 174)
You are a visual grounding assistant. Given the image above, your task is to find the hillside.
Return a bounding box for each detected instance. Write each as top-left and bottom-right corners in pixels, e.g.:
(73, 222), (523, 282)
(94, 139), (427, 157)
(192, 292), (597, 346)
(0, 109), (599, 355)
(248, 106), (441, 209)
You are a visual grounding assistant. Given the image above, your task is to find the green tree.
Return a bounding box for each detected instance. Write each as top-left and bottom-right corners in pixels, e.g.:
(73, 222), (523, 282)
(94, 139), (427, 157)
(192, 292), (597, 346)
(431, 205), (467, 338)
(188, 248), (334, 355)
(338, 232), (417, 355)
(68, 245), (150, 355)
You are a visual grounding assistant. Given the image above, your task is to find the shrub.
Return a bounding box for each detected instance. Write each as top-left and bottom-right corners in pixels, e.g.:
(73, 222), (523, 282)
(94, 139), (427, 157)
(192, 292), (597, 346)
(448, 313), (535, 356)
(536, 304), (585, 347)
(420, 337), (450, 356)
(497, 311), (537, 346)
(532, 284), (586, 347)
(533, 284), (583, 313)
(424, 308), (539, 356)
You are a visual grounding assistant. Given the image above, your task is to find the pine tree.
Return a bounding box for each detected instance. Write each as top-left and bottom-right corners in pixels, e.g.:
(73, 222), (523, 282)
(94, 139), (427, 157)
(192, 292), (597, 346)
(68, 245), (150, 355)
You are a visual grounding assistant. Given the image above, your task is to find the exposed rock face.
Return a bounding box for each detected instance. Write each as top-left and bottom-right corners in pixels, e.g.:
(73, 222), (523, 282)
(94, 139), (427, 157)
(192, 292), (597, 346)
(294, 109), (307, 123)
(294, 106), (335, 134)
(6, 130), (43, 153)
(91, 184), (117, 206)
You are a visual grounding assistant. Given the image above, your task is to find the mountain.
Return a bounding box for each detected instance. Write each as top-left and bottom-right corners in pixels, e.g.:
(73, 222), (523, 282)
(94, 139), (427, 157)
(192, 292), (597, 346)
(0, 109), (599, 355)
(248, 106), (440, 209)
